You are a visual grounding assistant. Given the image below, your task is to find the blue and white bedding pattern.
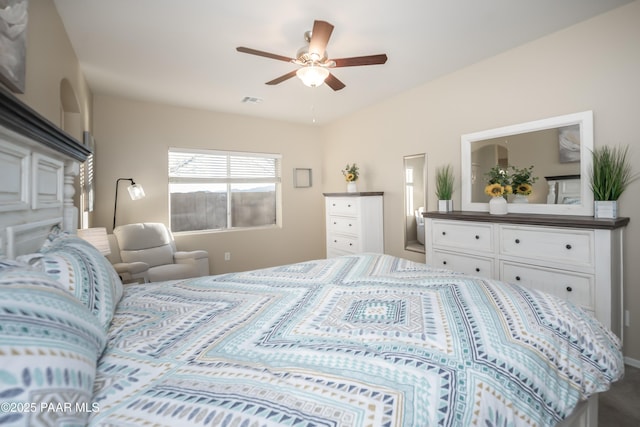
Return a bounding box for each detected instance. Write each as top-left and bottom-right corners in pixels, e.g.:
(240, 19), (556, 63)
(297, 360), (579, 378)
(89, 253), (623, 427)
(0, 260), (107, 427)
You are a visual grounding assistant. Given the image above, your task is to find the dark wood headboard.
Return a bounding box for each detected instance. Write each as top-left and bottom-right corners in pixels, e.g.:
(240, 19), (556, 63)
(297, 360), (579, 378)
(0, 86), (89, 161)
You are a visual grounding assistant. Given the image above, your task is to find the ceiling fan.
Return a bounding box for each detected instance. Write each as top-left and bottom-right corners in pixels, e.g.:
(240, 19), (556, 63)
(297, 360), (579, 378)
(236, 20), (388, 91)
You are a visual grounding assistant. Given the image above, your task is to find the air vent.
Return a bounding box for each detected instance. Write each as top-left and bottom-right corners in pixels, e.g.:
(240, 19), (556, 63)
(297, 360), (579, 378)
(241, 96), (263, 104)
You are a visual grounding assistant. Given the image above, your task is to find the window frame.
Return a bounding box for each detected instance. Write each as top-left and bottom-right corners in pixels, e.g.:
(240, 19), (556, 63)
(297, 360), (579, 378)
(168, 147), (282, 233)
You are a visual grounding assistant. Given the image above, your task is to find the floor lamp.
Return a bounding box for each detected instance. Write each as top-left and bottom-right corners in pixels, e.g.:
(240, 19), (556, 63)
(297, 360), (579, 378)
(113, 178), (145, 229)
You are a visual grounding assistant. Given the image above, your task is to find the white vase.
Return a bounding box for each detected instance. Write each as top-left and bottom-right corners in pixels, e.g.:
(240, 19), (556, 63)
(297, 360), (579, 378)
(489, 196), (508, 215)
(594, 200), (617, 219)
(513, 194), (529, 204)
(546, 182), (557, 204)
(347, 182), (357, 193)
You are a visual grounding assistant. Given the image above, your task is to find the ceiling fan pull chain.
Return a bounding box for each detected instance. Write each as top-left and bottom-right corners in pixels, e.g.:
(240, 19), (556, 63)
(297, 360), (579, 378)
(310, 88), (318, 123)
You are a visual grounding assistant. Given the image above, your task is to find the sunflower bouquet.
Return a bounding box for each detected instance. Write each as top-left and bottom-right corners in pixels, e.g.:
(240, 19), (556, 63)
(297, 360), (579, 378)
(510, 165), (538, 196)
(484, 165), (512, 198)
(342, 163), (359, 182)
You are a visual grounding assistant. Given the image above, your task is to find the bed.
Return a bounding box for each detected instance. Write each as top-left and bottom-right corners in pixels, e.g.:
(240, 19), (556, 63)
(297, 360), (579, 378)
(0, 87), (625, 427)
(545, 175), (582, 205)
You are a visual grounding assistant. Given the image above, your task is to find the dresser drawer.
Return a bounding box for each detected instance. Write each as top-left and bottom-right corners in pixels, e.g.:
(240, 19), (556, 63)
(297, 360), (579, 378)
(326, 198), (359, 216)
(432, 250), (494, 278)
(431, 220), (493, 253)
(500, 226), (594, 268)
(327, 248), (353, 258)
(327, 234), (359, 254)
(327, 215), (360, 235)
(501, 261), (593, 311)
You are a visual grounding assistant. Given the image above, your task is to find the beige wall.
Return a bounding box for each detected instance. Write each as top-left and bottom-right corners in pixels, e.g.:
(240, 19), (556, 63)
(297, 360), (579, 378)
(92, 95), (326, 274)
(17, 0), (92, 136)
(323, 1), (640, 361)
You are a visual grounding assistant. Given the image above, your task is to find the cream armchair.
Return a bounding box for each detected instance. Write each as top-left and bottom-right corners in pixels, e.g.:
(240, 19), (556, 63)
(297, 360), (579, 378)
(108, 223), (209, 283)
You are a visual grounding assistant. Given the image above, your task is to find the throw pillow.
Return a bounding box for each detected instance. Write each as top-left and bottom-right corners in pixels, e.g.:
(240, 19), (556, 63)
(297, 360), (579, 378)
(0, 260), (106, 427)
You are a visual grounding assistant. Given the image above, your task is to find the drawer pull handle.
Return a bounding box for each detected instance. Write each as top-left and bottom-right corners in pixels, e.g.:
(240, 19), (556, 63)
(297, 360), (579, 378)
(515, 239), (520, 244)
(565, 244), (572, 250)
(442, 231), (446, 236)
(475, 267), (480, 272)
(348, 204), (352, 208)
(475, 235), (480, 240)
(515, 276), (521, 281)
(334, 239), (338, 243)
(348, 223), (353, 227)
(442, 261), (447, 265)
(333, 221), (337, 225)
(349, 243), (353, 246)
(566, 286), (573, 292)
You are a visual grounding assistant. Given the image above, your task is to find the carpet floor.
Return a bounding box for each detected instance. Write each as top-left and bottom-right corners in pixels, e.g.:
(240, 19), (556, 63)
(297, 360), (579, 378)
(598, 364), (640, 426)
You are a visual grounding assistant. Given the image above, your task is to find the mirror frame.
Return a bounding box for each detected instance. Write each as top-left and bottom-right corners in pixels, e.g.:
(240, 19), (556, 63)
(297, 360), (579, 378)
(461, 111), (594, 216)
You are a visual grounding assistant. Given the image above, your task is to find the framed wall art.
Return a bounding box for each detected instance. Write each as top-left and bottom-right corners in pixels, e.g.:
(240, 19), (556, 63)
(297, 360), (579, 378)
(558, 124), (581, 163)
(293, 168), (312, 188)
(0, 0), (28, 93)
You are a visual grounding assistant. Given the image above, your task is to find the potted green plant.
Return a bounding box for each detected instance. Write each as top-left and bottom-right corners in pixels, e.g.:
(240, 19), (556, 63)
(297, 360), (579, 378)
(589, 145), (639, 218)
(509, 165), (538, 203)
(435, 164), (455, 212)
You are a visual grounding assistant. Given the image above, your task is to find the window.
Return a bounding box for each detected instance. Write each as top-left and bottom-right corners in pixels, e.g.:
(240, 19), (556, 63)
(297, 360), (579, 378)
(168, 148), (281, 232)
(405, 166), (414, 216)
(80, 132), (95, 228)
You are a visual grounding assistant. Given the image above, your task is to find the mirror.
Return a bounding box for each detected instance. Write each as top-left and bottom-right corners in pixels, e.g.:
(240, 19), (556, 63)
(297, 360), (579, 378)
(461, 111), (594, 216)
(404, 153), (426, 253)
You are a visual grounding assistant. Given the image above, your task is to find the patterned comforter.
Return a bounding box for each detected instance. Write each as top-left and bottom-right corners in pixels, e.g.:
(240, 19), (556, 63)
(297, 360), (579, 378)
(89, 253), (623, 427)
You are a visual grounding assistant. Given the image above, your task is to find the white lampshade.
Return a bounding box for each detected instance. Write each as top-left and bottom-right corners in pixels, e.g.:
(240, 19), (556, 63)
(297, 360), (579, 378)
(296, 65), (329, 87)
(77, 227), (111, 256)
(127, 183), (145, 200)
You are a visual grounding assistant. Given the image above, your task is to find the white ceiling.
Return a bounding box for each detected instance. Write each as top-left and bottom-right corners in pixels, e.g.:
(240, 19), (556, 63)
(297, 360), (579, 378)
(53, 0), (631, 125)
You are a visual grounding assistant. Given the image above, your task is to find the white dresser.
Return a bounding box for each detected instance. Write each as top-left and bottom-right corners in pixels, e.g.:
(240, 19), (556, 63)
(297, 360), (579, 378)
(324, 192), (384, 258)
(424, 211), (628, 339)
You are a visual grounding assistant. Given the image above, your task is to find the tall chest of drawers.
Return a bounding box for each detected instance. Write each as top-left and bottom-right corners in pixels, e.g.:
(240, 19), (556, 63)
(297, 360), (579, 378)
(424, 211), (629, 339)
(323, 192), (384, 258)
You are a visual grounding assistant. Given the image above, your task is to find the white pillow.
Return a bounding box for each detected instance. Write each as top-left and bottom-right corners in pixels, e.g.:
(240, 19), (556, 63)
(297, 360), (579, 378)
(18, 231), (123, 332)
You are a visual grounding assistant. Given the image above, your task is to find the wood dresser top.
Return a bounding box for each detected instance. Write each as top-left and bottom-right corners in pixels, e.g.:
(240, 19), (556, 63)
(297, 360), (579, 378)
(424, 210), (629, 230)
(323, 192), (384, 197)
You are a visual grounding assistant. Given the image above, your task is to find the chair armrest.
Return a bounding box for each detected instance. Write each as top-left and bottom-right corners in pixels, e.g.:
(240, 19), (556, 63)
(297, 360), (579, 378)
(173, 251), (210, 277)
(112, 261), (150, 275)
(174, 250), (209, 261)
(112, 261), (150, 284)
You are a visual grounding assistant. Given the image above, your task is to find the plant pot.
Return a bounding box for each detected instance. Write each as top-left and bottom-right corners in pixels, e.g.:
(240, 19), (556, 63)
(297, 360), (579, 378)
(347, 182), (357, 193)
(594, 200), (617, 219)
(512, 194), (529, 203)
(489, 196), (508, 215)
(438, 200), (453, 212)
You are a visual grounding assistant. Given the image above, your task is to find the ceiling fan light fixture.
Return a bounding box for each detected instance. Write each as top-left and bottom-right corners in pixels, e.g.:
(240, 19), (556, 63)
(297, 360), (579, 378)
(237, 19), (387, 91)
(296, 65), (329, 87)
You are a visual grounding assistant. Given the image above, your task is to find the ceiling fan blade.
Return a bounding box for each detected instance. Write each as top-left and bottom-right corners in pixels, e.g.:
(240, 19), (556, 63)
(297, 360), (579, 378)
(236, 46), (294, 63)
(333, 54), (388, 68)
(325, 73), (346, 91)
(309, 20), (334, 59)
(265, 70), (298, 85)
